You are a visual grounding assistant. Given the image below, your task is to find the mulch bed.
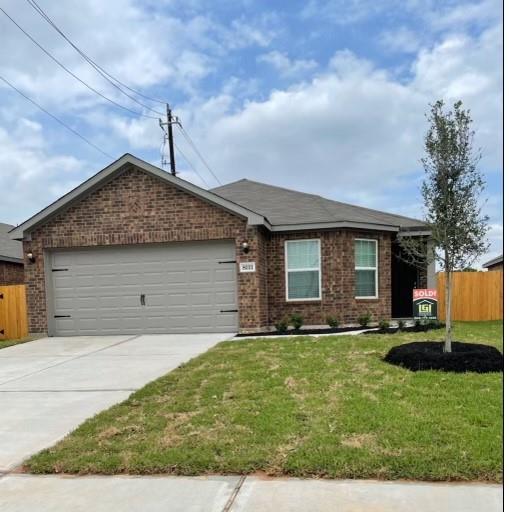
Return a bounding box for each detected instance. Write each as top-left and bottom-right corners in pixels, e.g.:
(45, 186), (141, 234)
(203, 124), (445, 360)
(384, 341), (503, 373)
(235, 326), (372, 337)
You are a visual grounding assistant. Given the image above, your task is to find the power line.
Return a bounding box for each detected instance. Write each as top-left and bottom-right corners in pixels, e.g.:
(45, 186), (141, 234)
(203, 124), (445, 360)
(0, 6), (160, 119)
(177, 125), (222, 186)
(159, 125), (209, 187)
(25, 0), (165, 115)
(174, 141), (210, 188)
(0, 74), (114, 159)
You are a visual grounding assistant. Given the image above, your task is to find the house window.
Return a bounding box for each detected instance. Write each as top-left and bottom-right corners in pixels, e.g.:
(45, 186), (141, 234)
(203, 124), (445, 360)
(355, 239), (378, 298)
(285, 239), (321, 301)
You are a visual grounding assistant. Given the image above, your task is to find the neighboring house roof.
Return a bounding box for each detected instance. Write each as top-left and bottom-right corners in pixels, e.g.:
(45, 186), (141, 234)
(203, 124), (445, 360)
(212, 179), (429, 232)
(0, 223), (23, 263)
(482, 254), (503, 269)
(10, 154), (429, 240)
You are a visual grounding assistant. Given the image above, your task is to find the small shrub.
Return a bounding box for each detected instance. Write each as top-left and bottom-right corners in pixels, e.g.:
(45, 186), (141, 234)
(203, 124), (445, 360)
(358, 312), (372, 327)
(397, 319), (405, 330)
(326, 315), (340, 328)
(290, 313), (304, 330)
(275, 319), (288, 333)
(429, 320), (443, 330)
(378, 319), (390, 332)
(414, 318), (422, 331)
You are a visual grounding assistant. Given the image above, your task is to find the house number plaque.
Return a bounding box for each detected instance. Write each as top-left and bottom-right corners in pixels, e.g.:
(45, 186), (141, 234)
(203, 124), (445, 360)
(239, 262), (256, 273)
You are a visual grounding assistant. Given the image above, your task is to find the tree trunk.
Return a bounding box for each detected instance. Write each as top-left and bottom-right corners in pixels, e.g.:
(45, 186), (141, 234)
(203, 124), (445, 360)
(444, 270), (453, 352)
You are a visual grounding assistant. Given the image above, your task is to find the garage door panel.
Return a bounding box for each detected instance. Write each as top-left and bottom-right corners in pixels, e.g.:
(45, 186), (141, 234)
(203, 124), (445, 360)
(48, 241), (237, 335)
(215, 290), (236, 304)
(190, 270), (211, 283)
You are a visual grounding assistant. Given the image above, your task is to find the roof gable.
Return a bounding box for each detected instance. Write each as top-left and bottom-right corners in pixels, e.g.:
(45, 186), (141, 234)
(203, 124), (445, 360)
(10, 154), (266, 240)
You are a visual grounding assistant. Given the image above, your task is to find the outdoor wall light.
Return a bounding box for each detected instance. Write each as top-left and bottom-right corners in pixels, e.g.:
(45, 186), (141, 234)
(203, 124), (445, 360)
(241, 241), (250, 254)
(26, 251), (35, 263)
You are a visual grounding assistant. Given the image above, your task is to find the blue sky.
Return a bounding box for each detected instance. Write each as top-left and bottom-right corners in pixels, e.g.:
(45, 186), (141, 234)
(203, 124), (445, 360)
(0, 0), (502, 265)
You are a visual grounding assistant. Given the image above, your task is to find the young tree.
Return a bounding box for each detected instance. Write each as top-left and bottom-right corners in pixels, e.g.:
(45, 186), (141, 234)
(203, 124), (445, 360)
(400, 100), (489, 352)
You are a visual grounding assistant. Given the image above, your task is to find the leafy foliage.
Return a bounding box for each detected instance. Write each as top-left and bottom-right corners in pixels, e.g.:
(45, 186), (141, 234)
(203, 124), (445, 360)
(275, 319), (288, 333)
(290, 313), (303, 331)
(399, 100), (489, 351)
(326, 315), (340, 328)
(358, 312), (372, 327)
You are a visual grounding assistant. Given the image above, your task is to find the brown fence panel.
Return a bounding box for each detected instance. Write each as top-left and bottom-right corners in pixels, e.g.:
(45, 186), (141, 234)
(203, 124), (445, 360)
(437, 271), (503, 321)
(0, 285), (28, 340)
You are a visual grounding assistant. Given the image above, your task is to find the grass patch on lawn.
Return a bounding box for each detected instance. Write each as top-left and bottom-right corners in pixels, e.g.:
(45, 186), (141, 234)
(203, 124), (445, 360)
(0, 336), (34, 350)
(26, 321), (502, 481)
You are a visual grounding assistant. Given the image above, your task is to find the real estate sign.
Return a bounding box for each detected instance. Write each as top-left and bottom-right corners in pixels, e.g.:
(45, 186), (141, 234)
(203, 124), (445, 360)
(413, 289), (438, 320)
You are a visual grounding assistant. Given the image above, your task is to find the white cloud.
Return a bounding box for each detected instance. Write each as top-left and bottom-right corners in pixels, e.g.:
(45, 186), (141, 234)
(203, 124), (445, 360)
(179, 26), (501, 199)
(105, 24), (501, 220)
(0, 0), (280, 113)
(429, 0), (500, 30)
(301, 0), (501, 31)
(380, 27), (423, 54)
(0, 120), (86, 224)
(226, 13), (280, 49)
(0, 1), (501, 268)
(257, 51), (318, 77)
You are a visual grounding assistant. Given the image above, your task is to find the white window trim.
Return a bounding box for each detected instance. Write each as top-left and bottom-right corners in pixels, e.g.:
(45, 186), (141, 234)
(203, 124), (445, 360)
(354, 238), (379, 299)
(285, 239), (322, 302)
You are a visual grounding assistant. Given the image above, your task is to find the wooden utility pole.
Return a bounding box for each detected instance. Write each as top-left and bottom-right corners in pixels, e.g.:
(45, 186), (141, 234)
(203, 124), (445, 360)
(166, 104), (176, 176)
(159, 104), (179, 175)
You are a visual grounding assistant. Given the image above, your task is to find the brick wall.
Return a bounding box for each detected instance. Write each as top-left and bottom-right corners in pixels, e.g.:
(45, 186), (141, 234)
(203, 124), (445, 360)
(21, 163), (395, 335)
(23, 165), (267, 334)
(266, 230), (392, 326)
(0, 261), (24, 285)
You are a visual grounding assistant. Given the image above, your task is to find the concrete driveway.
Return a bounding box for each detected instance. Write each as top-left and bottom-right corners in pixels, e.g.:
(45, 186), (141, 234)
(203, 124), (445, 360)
(0, 333), (231, 471)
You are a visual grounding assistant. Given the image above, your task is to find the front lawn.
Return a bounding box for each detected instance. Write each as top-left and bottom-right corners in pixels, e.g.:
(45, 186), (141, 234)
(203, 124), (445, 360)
(0, 336), (33, 350)
(26, 321), (502, 481)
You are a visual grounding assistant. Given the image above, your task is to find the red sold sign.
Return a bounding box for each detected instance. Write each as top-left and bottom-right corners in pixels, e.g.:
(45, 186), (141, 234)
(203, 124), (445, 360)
(413, 289), (437, 299)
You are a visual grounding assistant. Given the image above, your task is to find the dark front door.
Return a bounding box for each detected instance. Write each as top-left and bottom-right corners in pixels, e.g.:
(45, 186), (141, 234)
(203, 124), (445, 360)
(391, 244), (419, 318)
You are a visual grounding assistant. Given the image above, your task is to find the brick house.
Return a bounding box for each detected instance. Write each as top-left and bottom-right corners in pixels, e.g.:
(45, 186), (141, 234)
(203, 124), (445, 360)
(0, 223), (24, 285)
(10, 154), (434, 336)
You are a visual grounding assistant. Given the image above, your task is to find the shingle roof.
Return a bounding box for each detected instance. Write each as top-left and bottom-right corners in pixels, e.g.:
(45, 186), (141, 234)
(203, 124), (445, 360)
(0, 223), (23, 263)
(482, 254), (503, 269)
(212, 179), (428, 231)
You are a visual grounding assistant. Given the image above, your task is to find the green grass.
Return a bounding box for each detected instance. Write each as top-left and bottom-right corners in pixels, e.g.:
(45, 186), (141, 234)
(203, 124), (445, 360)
(0, 336), (34, 350)
(26, 321), (502, 481)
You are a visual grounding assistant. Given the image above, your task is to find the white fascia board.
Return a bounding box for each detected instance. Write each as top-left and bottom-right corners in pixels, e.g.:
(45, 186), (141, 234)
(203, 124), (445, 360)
(271, 221), (400, 233)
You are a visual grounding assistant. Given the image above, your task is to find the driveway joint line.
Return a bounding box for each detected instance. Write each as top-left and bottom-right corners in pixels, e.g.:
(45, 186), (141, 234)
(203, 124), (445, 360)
(0, 335), (141, 387)
(222, 475), (246, 512)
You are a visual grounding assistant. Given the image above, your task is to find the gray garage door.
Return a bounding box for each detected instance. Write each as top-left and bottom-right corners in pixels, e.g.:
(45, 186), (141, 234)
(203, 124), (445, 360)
(48, 241), (238, 336)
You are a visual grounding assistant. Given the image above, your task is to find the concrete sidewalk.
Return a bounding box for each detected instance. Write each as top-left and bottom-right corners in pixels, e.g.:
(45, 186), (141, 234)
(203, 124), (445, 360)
(0, 474), (501, 512)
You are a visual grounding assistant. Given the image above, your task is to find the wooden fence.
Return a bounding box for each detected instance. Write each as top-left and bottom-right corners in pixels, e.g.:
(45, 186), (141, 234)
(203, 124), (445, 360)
(0, 285), (28, 340)
(436, 271), (503, 321)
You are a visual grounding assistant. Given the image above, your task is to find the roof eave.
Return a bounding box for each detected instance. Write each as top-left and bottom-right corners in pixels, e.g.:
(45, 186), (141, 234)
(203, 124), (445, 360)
(397, 228), (432, 237)
(482, 255), (503, 268)
(0, 255), (24, 264)
(270, 221), (401, 233)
